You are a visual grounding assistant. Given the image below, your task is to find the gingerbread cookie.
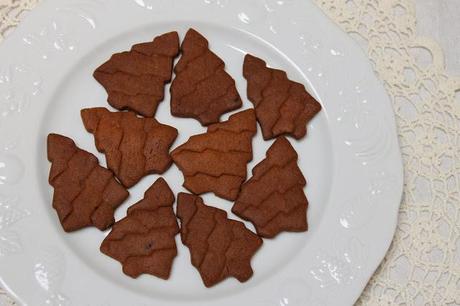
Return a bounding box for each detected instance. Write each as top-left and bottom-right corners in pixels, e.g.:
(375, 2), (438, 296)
(47, 133), (128, 232)
(232, 137), (308, 238)
(243, 54), (322, 140)
(177, 193), (262, 287)
(94, 31), (179, 117)
(171, 109), (256, 201)
(100, 178), (179, 279)
(170, 28), (242, 125)
(81, 107), (178, 188)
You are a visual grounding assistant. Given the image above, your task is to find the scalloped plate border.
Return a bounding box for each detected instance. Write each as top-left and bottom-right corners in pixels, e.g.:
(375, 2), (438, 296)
(0, 0), (403, 305)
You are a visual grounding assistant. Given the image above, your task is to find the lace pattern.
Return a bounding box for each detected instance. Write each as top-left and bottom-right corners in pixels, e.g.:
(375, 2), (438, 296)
(315, 0), (460, 305)
(0, 0), (37, 42)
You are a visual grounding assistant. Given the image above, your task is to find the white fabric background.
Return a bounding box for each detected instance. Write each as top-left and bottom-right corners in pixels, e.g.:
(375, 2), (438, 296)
(416, 0), (460, 75)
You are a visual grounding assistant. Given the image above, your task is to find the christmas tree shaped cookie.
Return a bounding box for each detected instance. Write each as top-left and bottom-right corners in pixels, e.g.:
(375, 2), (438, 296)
(47, 133), (128, 232)
(171, 109), (256, 201)
(170, 28), (242, 125)
(81, 107), (177, 188)
(100, 178), (179, 279)
(232, 137), (309, 238)
(177, 193), (262, 287)
(243, 54), (321, 140)
(94, 31), (179, 117)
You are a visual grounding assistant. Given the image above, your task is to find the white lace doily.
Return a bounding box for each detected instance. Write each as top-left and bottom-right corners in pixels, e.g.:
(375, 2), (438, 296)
(1, 0), (459, 305)
(315, 0), (460, 305)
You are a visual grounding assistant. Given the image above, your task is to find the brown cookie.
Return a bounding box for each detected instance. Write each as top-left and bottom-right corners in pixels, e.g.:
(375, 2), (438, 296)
(243, 54), (322, 140)
(232, 137), (308, 238)
(170, 28), (242, 125)
(177, 193), (262, 287)
(171, 109), (256, 201)
(94, 31), (179, 117)
(81, 107), (178, 188)
(47, 133), (128, 232)
(100, 178), (179, 279)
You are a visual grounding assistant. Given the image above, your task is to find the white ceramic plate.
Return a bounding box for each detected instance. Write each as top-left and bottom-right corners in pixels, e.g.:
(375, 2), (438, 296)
(0, 0), (403, 305)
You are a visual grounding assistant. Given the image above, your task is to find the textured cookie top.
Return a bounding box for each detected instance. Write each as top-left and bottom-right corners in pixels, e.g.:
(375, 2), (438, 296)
(81, 107), (178, 188)
(170, 28), (242, 125)
(171, 109), (257, 201)
(232, 137), (308, 238)
(94, 31), (179, 117)
(177, 193), (262, 287)
(243, 54), (322, 140)
(100, 178), (179, 279)
(47, 133), (128, 232)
